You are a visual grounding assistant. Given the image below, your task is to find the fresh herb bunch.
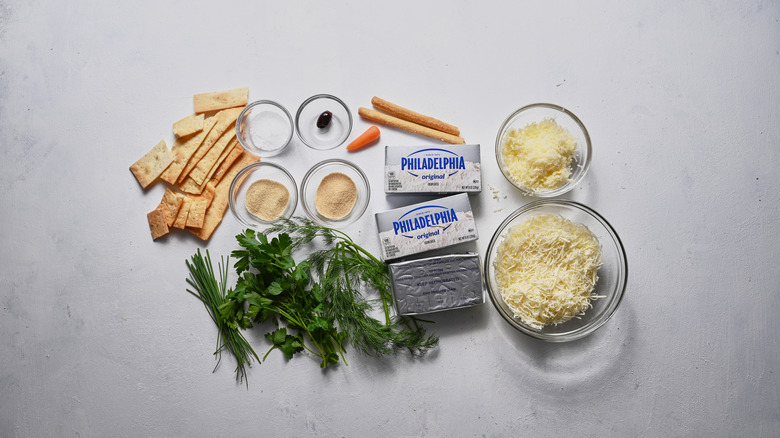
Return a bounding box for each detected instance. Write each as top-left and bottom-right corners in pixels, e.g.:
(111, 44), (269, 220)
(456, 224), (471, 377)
(264, 217), (438, 357)
(225, 231), (347, 368)
(186, 217), (438, 382)
(186, 250), (259, 385)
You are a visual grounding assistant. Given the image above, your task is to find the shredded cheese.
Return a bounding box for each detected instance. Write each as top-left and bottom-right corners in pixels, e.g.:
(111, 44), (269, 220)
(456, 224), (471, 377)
(500, 118), (577, 191)
(494, 214), (602, 328)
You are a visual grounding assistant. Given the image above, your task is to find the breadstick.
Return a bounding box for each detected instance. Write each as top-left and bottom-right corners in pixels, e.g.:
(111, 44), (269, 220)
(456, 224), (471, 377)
(371, 96), (460, 136)
(358, 108), (466, 145)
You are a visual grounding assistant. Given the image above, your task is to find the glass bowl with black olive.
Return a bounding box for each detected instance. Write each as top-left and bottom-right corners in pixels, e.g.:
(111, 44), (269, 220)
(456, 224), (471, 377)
(295, 94), (353, 150)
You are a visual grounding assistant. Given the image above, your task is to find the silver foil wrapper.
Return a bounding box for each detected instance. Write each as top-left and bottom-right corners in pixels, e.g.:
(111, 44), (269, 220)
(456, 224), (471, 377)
(388, 252), (484, 315)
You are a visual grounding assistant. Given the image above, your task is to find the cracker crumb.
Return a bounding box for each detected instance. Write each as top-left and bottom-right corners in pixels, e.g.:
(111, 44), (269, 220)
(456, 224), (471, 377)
(490, 185), (501, 200)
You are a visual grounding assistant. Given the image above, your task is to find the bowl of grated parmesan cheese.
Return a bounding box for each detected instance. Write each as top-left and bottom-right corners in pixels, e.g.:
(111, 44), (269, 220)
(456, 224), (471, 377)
(485, 200), (627, 342)
(496, 103), (591, 197)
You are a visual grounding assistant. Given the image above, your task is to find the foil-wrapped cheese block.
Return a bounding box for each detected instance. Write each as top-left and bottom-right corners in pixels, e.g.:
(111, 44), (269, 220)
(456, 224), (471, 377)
(388, 252), (484, 315)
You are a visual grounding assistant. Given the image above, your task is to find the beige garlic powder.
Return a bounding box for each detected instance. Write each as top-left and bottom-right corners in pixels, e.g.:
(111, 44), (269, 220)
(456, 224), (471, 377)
(245, 179), (290, 221)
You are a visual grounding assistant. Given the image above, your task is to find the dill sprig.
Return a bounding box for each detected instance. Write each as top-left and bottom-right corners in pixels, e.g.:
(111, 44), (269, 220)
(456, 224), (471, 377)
(185, 249), (259, 385)
(265, 217), (438, 357)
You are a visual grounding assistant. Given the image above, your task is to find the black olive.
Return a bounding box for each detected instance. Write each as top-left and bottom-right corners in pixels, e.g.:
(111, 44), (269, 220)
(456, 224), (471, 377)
(316, 111), (333, 129)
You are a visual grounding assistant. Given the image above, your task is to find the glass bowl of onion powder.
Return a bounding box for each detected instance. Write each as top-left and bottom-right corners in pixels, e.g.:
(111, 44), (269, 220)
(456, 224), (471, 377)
(300, 159), (370, 228)
(229, 162), (298, 228)
(485, 200), (627, 342)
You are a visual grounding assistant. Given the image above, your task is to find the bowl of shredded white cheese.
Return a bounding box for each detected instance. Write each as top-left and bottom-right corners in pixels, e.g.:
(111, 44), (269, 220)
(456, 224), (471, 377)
(485, 200), (627, 342)
(495, 103), (591, 197)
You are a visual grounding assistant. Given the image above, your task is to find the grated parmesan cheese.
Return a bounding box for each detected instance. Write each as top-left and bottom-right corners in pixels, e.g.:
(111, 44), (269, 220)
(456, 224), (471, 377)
(494, 214), (602, 328)
(500, 118), (577, 191)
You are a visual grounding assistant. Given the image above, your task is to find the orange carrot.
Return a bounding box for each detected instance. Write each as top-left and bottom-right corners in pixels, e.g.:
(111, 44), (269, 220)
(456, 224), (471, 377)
(346, 126), (380, 152)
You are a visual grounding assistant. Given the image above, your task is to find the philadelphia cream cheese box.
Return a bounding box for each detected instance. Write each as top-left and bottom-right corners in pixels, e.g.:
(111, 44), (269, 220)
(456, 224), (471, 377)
(374, 193), (479, 261)
(384, 144), (482, 194)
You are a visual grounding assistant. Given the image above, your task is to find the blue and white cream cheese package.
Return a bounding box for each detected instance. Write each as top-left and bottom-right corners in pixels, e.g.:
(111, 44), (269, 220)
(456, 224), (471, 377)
(374, 193), (479, 261)
(384, 144), (482, 194)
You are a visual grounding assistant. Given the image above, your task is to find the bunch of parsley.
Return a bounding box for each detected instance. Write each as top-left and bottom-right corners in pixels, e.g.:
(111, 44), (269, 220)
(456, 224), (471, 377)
(224, 231), (346, 368)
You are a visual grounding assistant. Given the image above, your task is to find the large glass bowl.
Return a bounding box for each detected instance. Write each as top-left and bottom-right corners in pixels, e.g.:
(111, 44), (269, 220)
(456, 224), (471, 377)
(495, 103), (591, 197)
(484, 200), (627, 342)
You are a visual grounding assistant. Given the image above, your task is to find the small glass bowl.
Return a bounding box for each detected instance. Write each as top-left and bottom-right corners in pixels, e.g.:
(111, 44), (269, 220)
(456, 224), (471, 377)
(295, 94), (353, 150)
(485, 200), (627, 342)
(236, 100), (294, 157)
(229, 162), (298, 228)
(495, 103), (591, 197)
(300, 159), (370, 227)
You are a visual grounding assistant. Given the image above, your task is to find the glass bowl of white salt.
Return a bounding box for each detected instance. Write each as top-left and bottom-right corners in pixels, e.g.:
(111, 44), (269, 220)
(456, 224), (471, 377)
(229, 162), (298, 228)
(236, 100), (294, 157)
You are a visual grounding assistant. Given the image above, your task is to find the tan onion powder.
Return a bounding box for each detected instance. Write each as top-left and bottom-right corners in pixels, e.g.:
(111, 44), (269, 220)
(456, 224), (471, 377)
(315, 172), (357, 219)
(245, 179), (290, 221)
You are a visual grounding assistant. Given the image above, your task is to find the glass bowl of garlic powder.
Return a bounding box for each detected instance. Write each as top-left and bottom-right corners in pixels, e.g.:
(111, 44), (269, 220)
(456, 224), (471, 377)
(229, 162), (298, 228)
(485, 200), (627, 342)
(496, 103), (592, 197)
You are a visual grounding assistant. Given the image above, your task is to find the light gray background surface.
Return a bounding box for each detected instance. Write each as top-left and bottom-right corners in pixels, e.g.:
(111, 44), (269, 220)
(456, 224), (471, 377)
(2, 1), (778, 437)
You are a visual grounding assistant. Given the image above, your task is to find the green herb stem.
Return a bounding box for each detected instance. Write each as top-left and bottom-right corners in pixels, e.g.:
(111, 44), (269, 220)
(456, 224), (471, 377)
(186, 250), (259, 386)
